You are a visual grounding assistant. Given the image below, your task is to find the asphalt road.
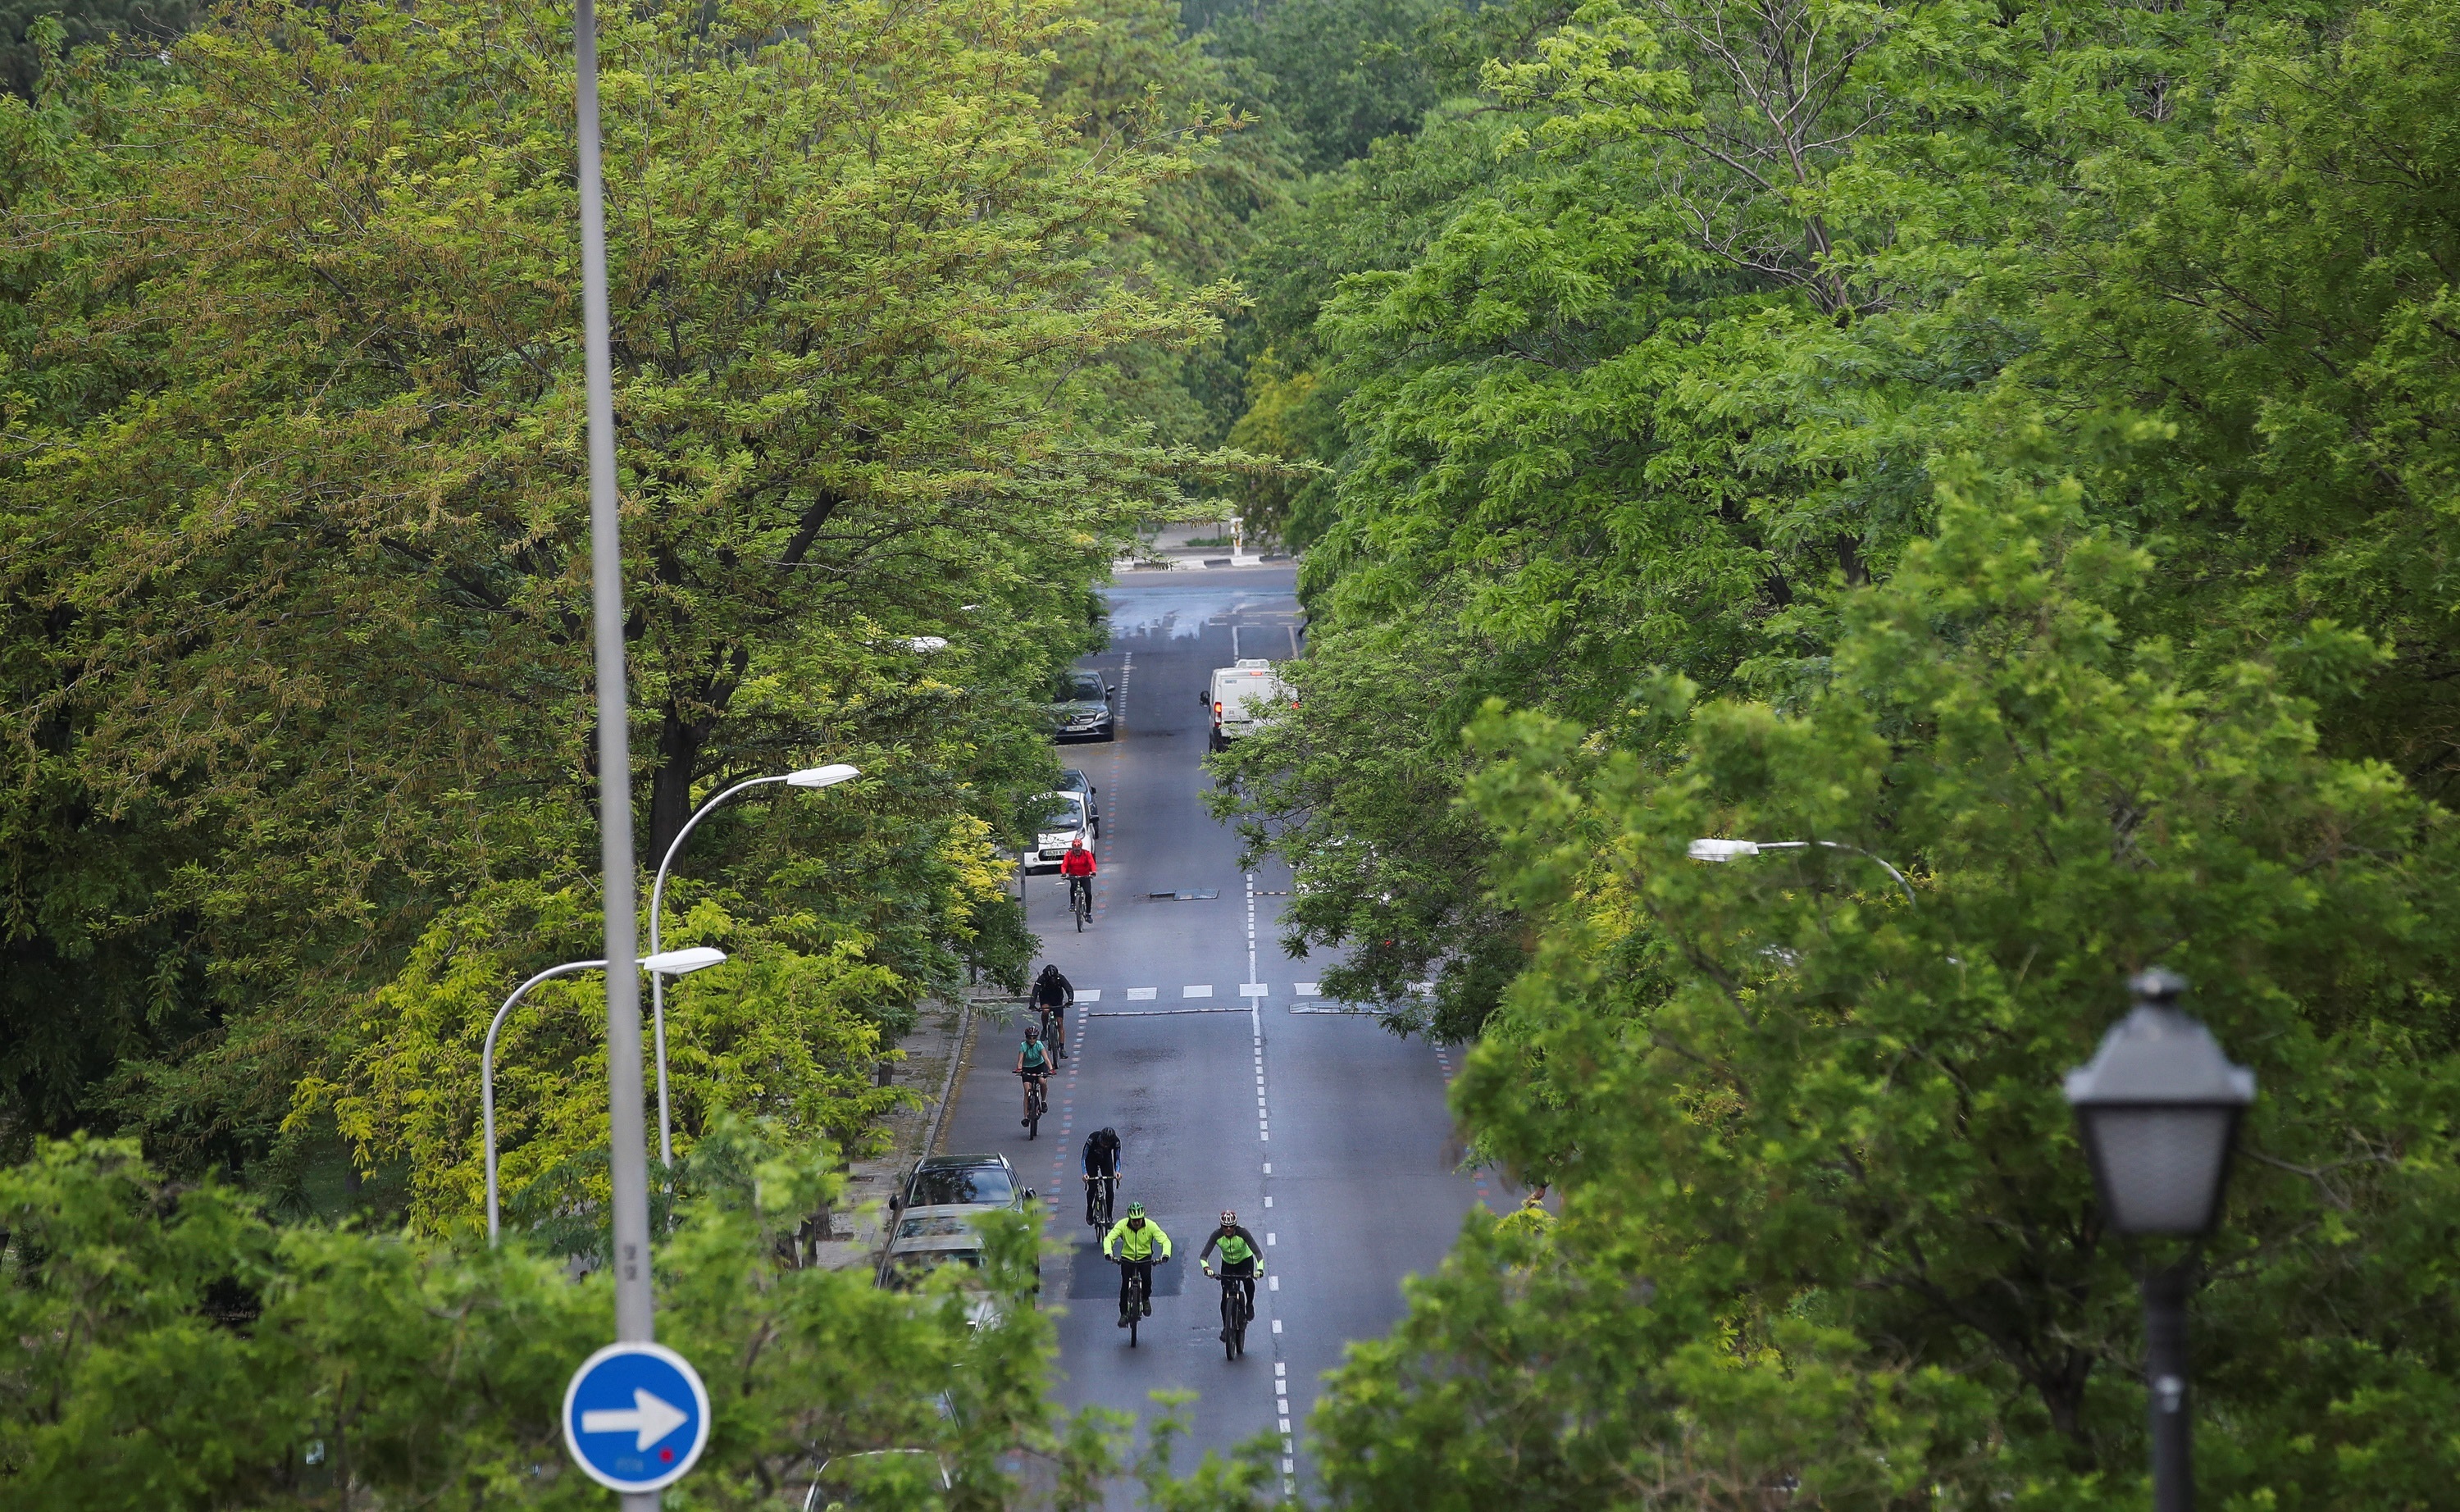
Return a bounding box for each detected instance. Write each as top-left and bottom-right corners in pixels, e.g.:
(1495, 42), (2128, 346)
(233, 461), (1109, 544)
(936, 567), (1509, 1499)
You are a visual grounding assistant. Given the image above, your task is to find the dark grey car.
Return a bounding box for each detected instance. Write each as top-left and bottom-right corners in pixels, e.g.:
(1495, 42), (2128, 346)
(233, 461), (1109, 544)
(1050, 669), (1114, 742)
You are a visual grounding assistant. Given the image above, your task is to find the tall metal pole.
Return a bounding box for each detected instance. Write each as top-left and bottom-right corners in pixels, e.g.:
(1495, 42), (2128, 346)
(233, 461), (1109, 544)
(2143, 1264), (2194, 1512)
(573, 7), (661, 1510)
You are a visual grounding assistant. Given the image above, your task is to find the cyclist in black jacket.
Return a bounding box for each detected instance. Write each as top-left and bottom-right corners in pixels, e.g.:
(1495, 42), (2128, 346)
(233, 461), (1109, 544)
(1032, 964), (1073, 1060)
(1081, 1126), (1122, 1226)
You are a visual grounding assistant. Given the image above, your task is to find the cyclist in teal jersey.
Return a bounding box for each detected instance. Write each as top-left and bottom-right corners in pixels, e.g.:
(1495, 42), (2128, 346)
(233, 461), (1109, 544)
(1015, 1027), (1053, 1127)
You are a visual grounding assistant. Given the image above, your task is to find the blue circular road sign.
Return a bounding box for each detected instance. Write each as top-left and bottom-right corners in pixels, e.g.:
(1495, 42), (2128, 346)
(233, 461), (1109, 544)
(561, 1341), (712, 1493)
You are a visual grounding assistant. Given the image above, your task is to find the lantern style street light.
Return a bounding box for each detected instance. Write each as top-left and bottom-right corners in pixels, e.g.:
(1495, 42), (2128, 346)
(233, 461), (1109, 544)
(2064, 968), (2257, 1512)
(647, 764), (859, 1164)
(1687, 836), (1919, 907)
(484, 948), (731, 1246)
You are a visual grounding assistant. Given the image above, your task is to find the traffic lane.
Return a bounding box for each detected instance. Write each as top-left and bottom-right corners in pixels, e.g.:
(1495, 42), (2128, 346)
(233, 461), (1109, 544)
(1256, 999), (1503, 1492)
(1042, 1008), (1268, 1399)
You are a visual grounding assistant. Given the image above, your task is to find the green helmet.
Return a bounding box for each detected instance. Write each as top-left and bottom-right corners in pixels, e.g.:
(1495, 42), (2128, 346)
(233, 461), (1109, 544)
(1126, 1201), (1146, 1218)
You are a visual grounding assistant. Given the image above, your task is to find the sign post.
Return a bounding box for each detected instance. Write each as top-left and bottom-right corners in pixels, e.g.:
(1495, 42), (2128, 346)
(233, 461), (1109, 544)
(572, 0), (663, 1504)
(563, 1342), (713, 1495)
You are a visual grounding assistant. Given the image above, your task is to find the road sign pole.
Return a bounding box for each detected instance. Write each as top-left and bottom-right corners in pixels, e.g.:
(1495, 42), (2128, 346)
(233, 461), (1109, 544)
(574, 0), (659, 1507)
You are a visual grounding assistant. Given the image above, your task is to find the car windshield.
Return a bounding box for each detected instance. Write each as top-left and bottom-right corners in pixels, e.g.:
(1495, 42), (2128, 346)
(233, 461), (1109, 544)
(896, 1214), (977, 1239)
(1059, 769), (1091, 793)
(906, 1164), (1016, 1207)
(1067, 672), (1105, 701)
(1033, 795), (1086, 832)
(882, 1249), (986, 1291)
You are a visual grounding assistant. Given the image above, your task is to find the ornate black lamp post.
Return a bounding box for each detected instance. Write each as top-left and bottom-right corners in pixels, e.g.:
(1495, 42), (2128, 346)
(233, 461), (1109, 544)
(2063, 968), (2257, 1512)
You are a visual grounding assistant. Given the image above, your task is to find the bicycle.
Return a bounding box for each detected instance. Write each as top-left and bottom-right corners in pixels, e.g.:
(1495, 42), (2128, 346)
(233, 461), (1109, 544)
(1205, 1264), (1256, 1359)
(1084, 1172), (1116, 1236)
(1036, 1002), (1068, 1060)
(1112, 1254), (1159, 1347)
(1068, 874), (1092, 931)
(1019, 1070), (1048, 1141)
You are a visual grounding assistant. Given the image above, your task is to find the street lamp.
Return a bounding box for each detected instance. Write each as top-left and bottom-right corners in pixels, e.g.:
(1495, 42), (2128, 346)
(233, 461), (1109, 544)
(2064, 968), (2256, 1512)
(648, 763), (859, 1164)
(1687, 836), (1919, 907)
(485, 948), (731, 1245)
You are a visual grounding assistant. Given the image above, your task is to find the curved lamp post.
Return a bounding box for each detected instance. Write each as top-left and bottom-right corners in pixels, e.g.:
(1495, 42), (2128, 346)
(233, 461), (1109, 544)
(1687, 836), (1919, 907)
(2064, 968), (2256, 1512)
(648, 763), (859, 1164)
(484, 947), (730, 1246)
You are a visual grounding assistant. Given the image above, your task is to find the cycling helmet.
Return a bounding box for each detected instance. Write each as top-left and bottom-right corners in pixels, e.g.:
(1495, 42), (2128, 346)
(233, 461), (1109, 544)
(1126, 1201), (1146, 1218)
(1025, 1026), (1041, 1039)
(1220, 1209), (1237, 1225)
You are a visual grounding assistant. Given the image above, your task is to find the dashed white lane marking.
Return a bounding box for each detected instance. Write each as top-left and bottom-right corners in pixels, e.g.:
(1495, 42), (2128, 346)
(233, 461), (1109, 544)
(1269, 1274), (1279, 1289)
(1076, 989), (1101, 1003)
(1182, 984), (1214, 999)
(1239, 982), (1269, 996)
(1271, 1318), (1282, 1332)
(1125, 987), (1158, 1000)
(1266, 1232), (1276, 1245)
(1294, 981), (1320, 995)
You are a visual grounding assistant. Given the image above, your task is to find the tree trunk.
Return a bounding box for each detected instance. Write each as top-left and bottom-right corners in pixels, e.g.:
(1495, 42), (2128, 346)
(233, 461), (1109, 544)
(647, 702), (705, 867)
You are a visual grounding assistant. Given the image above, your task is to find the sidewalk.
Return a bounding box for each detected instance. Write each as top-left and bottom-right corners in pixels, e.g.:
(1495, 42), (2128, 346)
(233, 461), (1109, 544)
(813, 989), (1028, 1273)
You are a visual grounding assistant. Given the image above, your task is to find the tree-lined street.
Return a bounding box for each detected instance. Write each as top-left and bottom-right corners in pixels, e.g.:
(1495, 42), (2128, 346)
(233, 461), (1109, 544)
(941, 568), (1505, 1496)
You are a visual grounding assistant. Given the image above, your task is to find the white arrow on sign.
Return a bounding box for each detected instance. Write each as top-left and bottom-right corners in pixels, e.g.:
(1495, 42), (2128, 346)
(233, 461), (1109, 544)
(580, 1387), (690, 1451)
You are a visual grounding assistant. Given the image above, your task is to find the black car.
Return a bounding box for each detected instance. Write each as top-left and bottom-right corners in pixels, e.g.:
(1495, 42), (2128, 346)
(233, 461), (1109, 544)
(1051, 669), (1114, 742)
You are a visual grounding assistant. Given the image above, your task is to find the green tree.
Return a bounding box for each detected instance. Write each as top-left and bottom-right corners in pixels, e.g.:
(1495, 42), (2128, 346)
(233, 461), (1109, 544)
(0, 1128), (1096, 1508)
(1313, 477), (2460, 1506)
(0, 0), (1230, 1173)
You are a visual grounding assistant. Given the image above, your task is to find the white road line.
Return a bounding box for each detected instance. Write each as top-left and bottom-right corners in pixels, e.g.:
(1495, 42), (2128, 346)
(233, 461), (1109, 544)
(1124, 987), (1157, 1000)
(1269, 1273), (1279, 1289)
(1294, 981), (1319, 995)
(1239, 983), (1268, 996)
(1182, 984), (1214, 999)
(1076, 989), (1101, 1002)
(1246, 872), (1258, 988)
(1272, 1318), (1281, 1332)
(1266, 1232), (1276, 1245)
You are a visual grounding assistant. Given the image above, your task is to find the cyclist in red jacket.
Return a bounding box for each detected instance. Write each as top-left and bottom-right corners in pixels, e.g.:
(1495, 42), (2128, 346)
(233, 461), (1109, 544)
(1061, 838), (1097, 921)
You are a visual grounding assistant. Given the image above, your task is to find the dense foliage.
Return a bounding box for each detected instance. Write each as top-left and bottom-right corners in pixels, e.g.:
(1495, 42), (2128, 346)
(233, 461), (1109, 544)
(1208, 0), (2460, 1501)
(8, 0), (2460, 1501)
(0, 0), (1237, 1211)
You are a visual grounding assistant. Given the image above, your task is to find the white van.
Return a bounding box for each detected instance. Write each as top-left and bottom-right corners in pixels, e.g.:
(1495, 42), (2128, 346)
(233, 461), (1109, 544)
(1206, 658), (1292, 751)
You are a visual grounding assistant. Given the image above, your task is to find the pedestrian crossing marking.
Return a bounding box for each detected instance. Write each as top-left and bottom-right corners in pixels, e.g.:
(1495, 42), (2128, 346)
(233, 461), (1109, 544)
(1125, 987), (1158, 1000)
(1182, 984), (1213, 999)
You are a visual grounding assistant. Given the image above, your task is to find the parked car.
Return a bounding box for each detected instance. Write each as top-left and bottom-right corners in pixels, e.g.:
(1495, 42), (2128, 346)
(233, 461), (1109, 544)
(877, 1153), (1035, 1326)
(1019, 790), (1092, 874)
(1050, 668), (1114, 742)
(1057, 767), (1100, 838)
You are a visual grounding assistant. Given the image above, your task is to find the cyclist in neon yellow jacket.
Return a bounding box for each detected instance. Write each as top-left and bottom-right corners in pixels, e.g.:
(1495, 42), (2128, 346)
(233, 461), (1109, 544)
(1102, 1203), (1172, 1326)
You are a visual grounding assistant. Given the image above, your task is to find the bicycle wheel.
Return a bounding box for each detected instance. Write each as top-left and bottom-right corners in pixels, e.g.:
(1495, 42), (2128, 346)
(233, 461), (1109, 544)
(1222, 1287), (1237, 1359)
(1128, 1275), (1143, 1347)
(1027, 1082), (1043, 1141)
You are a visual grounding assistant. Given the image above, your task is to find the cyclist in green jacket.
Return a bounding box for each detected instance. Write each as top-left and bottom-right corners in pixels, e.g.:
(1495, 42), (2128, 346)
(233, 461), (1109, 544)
(1199, 1210), (1264, 1330)
(1102, 1202), (1172, 1326)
